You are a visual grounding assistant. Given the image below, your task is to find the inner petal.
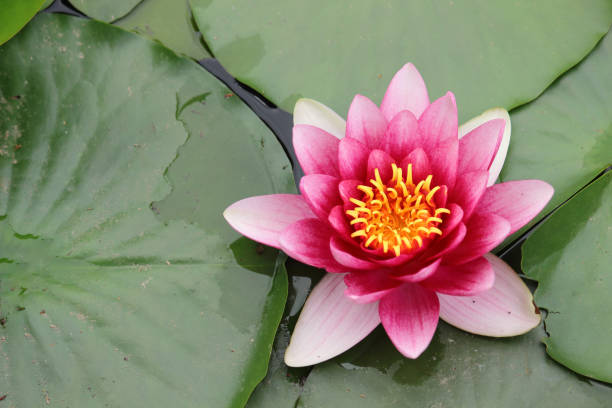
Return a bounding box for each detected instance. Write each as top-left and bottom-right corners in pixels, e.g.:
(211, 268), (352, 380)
(345, 162), (450, 257)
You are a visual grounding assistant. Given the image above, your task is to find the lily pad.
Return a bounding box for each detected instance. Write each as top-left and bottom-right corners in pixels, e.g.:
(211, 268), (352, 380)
(115, 0), (210, 59)
(500, 30), (612, 238)
(298, 322), (612, 407)
(0, 13), (292, 407)
(190, 0), (612, 122)
(522, 171), (612, 383)
(68, 0), (142, 22)
(0, 0), (45, 45)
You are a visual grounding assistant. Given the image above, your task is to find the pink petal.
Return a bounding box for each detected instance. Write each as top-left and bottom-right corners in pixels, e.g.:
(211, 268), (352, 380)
(224, 194), (315, 248)
(422, 256), (495, 296)
(450, 170), (489, 219)
(327, 205), (353, 241)
(418, 92), (458, 148)
(393, 258), (442, 283)
(300, 174), (341, 220)
(346, 95), (387, 149)
(279, 218), (340, 271)
(344, 270), (401, 303)
(443, 213), (511, 265)
(293, 98), (346, 139)
(457, 118), (505, 177)
(458, 108), (511, 186)
(379, 283), (440, 359)
(380, 63), (430, 121)
(338, 137), (369, 180)
(401, 148), (431, 183)
(367, 149), (395, 181)
(438, 253), (540, 336)
(338, 179), (362, 205)
(384, 110), (420, 161)
(440, 203), (464, 233)
(477, 180), (554, 234)
(427, 139), (458, 190)
(424, 223), (467, 260)
(284, 273), (381, 367)
(330, 236), (378, 270)
(293, 125), (340, 176)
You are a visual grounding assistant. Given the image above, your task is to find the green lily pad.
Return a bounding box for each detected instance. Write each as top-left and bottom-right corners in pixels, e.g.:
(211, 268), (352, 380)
(501, 30), (612, 240)
(67, 0), (142, 22)
(522, 171), (612, 383)
(297, 322), (612, 407)
(115, 0), (210, 59)
(190, 0), (612, 122)
(0, 13), (292, 407)
(0, 0), (45, 45)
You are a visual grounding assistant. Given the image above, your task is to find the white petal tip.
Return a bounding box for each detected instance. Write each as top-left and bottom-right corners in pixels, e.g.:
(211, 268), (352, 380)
(293, 98), (346, 139)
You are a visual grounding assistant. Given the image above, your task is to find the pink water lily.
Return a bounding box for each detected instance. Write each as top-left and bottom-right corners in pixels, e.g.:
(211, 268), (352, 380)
(224, 63), (553, 366)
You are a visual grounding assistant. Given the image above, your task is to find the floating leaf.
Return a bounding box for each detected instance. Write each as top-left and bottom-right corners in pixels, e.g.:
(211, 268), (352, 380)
(0, 13), (292, 406)
(522, 171), (612, 383)
(190, 0), (612, 122)
(0, 0), (45, 45)
(67, 0), (142, 22)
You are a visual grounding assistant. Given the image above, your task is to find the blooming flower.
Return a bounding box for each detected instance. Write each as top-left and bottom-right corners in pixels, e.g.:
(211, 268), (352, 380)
(224, 64), (553, 366)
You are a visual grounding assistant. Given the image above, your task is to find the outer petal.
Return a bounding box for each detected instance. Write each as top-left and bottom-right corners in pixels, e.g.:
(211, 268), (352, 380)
(279, 218), (339, 271)
(293, 124), (341, 176)
(457, 119), (505, 177)
(444, 213), (511, 265)
(477, 180), (554, 234)
(438, 253), (541, 336)
(458, 108), (511, 186)
(346, 94), (387, 149)
(344, 270), (401, 303)
(338, 137), (369, 180)
(300, 174), (341, 220)
(224, 194), (315, 248)
(384, 110), (419, 160)
(380, 63), (430, 121)
(418, 92), (458, 148)
(421, 256), (495, 296)
(293, 98), (346, 139)
(284, 273), (381, 367)
(379, 283), (440, 359)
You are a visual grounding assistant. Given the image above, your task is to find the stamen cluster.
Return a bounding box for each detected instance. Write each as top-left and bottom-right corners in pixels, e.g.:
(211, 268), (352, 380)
(346, 163), (450, 256)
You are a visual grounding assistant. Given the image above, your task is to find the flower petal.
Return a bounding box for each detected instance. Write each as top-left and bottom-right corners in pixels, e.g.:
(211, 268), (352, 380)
(393, 258), (442, 283)
(425, 223), (467, 261)
(438, 253), (540, 336)
(328, 205), (353, 241)
(401, 147), (431, 183)
(450, 170), (489, 219)
(330, 236), (378, 270)
(418, 92), (458, 148)
(457, 118), (505, 177)
(293, 124), (340, 177)
(346, 94), (387, 149)
(338, 137), (369, 180)
(344, 270), (401, 303)
(444, 213), (511, 265)
(279, 218), (339, 271)
(284, 273), (380, 367)
(338, 179), (362, 205)
(477, 180), (554, 234)
(224, 194), (315, 248)
(384, 110), (420, 161)
(293, 98), (346, 139)
(367, 149), (395, 181)
(379, 283), (440, 359)
(422, 256), (494, 296)
(300, 174), (341, 220)
(427, 139), (458, 190)
(380, 63), (430, 121)
(458, 108), (511, 186)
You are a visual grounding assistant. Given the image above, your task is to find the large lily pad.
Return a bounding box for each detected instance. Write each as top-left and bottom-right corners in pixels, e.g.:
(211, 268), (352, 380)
(500, 30), (612, 239)
(115, 0), (210, 59)
(0, 0), (45, 45)
(297, 322), (612, 407)
(522, 171), (612, 383)
(68, 0), (142, 22)
(190, 0), (612, 122)
(0, 13), (292, 406)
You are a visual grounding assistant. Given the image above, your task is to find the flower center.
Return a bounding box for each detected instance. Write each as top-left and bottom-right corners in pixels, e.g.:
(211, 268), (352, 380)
(346, 163), (450, 257)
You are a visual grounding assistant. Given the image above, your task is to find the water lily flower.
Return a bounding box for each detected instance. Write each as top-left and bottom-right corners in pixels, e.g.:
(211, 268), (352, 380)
(224, 63), (553, 366)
